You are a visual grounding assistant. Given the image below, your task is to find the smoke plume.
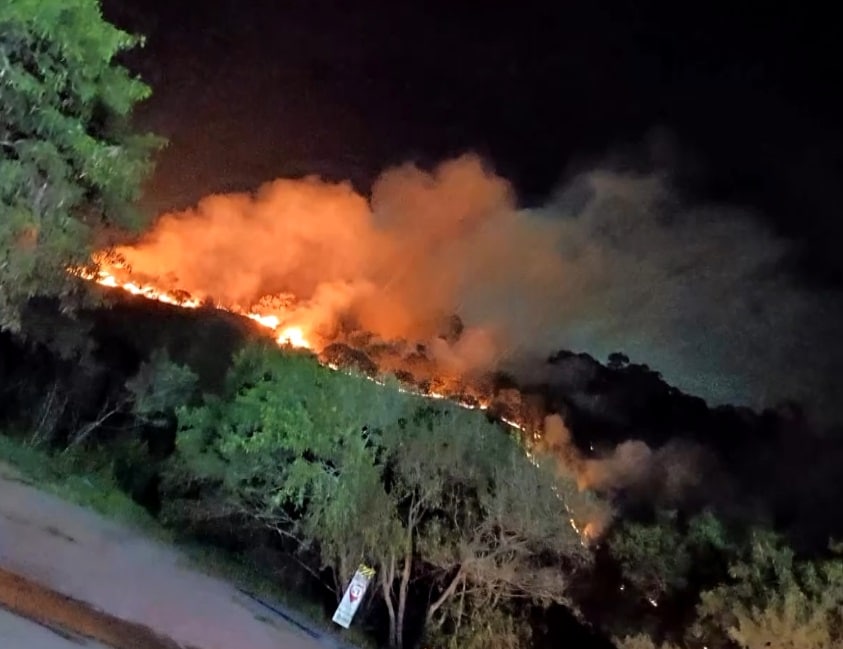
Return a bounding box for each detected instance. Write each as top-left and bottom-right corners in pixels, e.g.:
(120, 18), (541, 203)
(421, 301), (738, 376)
(538, 413), (712, 510)
(111, 154), (842, 422)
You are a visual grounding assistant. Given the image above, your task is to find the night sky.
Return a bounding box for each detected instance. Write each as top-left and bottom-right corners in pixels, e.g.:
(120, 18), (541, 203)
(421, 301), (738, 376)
(102, 0), (842, 287)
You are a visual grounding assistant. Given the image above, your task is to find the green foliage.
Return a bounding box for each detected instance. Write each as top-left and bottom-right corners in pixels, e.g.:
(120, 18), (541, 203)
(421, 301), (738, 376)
(0, 432), (161, 534)
(385, 404), (591, 647)
(394, 406), (591, 601)
(613, 634), (683, 649)
(609, 509), (734, 603)
(171, 343), (593, 648)
(12, 329), (843, 649)
(126, 349), (198, 425)
(610, 511), (692, 600)
(175, 345), (405, 575)
(429, 604), (532, 649)
(694, 531), (843, 649)
(0, 0), (162, 330)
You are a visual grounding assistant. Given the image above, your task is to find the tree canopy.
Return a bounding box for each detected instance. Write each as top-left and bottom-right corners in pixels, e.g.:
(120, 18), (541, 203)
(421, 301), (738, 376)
(694, 532), (843, 649)
(0, 0), (161, 330)
(169, 343), (593, 648)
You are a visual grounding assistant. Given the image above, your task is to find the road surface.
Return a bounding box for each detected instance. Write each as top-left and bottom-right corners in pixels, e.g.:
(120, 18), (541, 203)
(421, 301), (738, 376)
(0, 606), (112, 649)
(0, 463), (355, 649)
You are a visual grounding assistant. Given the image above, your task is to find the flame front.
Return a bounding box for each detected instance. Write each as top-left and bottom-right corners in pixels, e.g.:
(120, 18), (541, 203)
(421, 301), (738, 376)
(78, 260), (316, 351)
(81, 267), (203, 309)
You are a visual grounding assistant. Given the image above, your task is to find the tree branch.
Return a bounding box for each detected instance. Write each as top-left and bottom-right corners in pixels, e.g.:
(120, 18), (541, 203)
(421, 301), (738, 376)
(66, 397), (127, 450)
(426, 565), (465, 624)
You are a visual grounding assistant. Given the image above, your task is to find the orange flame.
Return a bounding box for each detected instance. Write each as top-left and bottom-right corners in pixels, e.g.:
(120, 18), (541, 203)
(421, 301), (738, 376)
(277, 326), (310, 349)
(79, 267), (203, 309)
(76, 261), (316, 351)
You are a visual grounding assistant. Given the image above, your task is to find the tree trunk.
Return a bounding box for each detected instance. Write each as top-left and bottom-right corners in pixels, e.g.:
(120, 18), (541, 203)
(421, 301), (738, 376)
(453, 574), (467, 635)
(336, 554), (350, 603)
(66, 400), (121, 450)
(395, 544), (413, 649)
(32, 380), (67, 446)
(381, 554), (398, 648)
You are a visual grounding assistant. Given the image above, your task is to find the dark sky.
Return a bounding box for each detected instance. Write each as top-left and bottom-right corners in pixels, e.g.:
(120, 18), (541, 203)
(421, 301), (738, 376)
(104, 0), (843, 285)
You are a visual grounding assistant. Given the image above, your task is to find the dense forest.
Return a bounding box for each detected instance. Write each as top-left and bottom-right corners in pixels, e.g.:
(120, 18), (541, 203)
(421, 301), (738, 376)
(2, 3), (843, 649)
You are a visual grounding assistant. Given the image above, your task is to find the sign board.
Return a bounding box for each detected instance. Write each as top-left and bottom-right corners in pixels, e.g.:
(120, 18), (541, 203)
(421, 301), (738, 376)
(332, 564), (376, 629)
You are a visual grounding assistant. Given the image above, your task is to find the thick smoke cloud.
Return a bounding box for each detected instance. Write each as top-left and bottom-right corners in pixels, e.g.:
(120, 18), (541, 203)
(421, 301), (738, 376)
(113, 154), (842, 422)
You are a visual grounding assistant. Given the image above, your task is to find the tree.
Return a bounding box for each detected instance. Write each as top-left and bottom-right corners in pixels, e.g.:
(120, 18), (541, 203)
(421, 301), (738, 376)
(609, 511), (692, 604)
(126, 348), (199, 428)
(608, 510), (734, 606)
(613, 634), (683, 649)
(171, 344), (594, 649)
(173, 344), (406, 593)
(67, 347), (197, 449)
(428, 605), (532, 649)
(608, 352), (630, 370)
(380, 405), (592, 647)
(0, 0), (161, 330)
(693, 532), (843, 649)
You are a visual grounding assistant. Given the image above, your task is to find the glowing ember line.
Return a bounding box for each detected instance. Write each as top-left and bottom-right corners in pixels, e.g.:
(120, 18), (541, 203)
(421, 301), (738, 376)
(73, 267), (203, 308)
(74, 265), (313, 349)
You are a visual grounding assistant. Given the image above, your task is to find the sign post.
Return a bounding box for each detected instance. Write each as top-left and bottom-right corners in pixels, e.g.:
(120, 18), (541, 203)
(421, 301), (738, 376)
(332, 564), (376, 629)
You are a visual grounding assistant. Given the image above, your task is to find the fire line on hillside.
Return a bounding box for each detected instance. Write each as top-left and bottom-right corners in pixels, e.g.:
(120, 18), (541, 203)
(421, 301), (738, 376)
(75, 256), (498, 412)
(71, 257), (603, 545)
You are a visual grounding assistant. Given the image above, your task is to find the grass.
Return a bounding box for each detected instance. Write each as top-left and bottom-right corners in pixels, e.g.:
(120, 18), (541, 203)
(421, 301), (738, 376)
(0, 432), (377, 649)
(0, 433), (163, 536)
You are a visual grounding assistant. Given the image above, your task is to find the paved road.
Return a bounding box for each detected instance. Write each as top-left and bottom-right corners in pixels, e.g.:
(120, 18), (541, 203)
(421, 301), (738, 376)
(0, 464), (354, 649)
(0, 606), (111, 649)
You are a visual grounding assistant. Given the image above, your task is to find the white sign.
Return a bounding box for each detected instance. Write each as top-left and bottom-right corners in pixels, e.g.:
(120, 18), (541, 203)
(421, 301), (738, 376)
(332, 564), (375, 629)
